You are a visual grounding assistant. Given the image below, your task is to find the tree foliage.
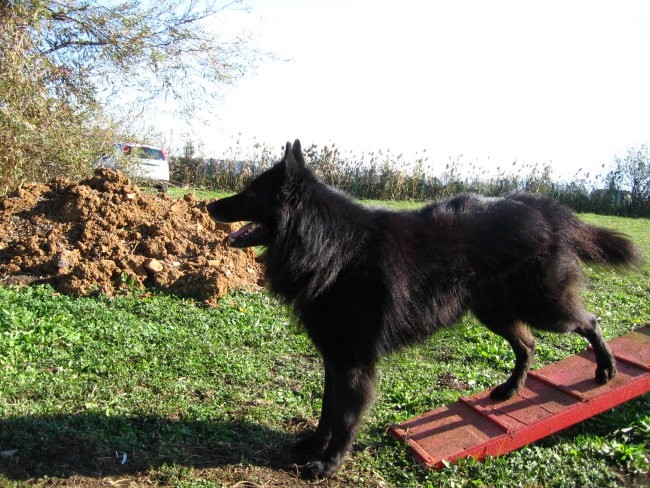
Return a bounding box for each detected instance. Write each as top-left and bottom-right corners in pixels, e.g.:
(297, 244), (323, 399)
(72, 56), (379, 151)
(606, 145), (650, 215)
(0, 0), (251, 192)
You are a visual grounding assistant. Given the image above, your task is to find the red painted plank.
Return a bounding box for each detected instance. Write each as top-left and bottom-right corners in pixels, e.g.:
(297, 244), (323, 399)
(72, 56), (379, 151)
(389, 326), (650, 469)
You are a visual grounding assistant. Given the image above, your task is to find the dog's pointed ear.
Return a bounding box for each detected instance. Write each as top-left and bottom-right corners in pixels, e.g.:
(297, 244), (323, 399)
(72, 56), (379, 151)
(283, 141), (292, 159)
(284, 139), (305, 176)
(292, 139), (303, 162)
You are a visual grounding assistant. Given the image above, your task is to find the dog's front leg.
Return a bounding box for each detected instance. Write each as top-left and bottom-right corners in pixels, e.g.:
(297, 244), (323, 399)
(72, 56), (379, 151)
(292, 360), (334, 462)
(301, 362), (377, 479)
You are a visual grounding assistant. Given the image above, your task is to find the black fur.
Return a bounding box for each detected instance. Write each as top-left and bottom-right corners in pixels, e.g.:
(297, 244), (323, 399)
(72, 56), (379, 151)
(207, 140), (642, 479)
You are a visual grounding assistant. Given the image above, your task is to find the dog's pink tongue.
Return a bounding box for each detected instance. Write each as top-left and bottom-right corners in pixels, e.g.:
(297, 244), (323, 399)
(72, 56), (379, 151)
(228, 224), (251, 240)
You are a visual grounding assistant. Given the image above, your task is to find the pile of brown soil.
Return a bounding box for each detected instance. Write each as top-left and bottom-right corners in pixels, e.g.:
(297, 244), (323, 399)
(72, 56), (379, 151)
(0, 169), (263, 306)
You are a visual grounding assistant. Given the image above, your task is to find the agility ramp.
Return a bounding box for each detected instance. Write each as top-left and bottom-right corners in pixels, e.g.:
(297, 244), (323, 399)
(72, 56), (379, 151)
(389, 326), (650, 469)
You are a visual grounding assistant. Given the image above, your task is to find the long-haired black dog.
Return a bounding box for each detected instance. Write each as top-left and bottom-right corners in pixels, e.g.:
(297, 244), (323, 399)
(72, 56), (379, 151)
(207, 140), (641, 478)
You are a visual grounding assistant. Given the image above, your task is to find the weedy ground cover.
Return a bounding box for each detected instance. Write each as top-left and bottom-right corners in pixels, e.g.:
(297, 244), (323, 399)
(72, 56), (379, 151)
(1, 196), (648, 487)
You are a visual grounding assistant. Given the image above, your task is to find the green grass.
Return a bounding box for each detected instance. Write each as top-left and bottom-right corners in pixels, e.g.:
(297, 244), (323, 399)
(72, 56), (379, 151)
(167, 187), (231, 201)
(0, 204), (648, 486)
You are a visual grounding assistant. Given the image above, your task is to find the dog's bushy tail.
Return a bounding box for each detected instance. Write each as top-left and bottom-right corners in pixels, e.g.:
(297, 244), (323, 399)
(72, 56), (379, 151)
(507, 193), (642, 269)
(572, 224), (642, 268)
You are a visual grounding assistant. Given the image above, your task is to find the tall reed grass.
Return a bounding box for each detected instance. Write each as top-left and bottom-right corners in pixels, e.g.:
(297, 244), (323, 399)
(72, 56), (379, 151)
(170, 141), (649, 217)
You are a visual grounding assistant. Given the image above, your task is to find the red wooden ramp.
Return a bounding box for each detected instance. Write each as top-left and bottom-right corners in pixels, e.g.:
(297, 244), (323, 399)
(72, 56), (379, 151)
(388, 326), (650, 469)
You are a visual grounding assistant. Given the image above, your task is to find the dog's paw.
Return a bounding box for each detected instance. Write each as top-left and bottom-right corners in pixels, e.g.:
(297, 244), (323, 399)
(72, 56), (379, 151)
(300, 460), (327, 480)
(300, 459), (338, 480)
(489, 382), (517, 402)
(595, 363), (617, 384)
(291, 433), (328, 464)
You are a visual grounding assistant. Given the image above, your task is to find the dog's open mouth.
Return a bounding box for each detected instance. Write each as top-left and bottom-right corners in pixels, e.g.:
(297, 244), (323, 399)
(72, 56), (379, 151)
(227, 222), (268, 248)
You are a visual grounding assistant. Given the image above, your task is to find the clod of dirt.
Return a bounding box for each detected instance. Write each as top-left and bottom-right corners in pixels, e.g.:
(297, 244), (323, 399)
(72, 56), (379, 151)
(0, 169), (263, 306)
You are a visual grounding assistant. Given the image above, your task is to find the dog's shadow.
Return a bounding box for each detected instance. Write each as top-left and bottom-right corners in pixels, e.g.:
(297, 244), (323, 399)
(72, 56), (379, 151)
(0, 413), (297, 480)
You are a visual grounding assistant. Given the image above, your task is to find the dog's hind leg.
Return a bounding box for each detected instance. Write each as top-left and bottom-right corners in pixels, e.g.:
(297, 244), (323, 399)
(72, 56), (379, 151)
(525, 253), (616, 385)
(301, 362), (376, 480)
(574, 315), (616, 384)
(526, 300), (617, 386)
(487, 321), (536, 402)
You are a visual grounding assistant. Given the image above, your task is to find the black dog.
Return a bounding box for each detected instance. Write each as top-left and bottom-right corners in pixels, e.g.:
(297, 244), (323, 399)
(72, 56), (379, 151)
(207, 140), (641, 478)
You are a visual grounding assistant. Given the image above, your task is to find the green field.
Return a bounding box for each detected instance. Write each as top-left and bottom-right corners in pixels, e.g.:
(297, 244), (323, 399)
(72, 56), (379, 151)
(1, 197), (649, 487)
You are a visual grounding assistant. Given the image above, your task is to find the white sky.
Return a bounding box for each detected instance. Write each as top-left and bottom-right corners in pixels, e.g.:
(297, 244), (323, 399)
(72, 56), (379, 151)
(161, 0), (650, 180)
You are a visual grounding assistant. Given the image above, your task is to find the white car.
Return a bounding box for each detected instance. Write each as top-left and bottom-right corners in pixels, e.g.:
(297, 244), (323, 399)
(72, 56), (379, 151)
(97, 143), (170, 191)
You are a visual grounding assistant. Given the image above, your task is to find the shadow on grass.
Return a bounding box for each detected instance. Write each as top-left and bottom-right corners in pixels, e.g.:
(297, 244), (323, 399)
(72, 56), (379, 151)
(0, 413), (297, 480)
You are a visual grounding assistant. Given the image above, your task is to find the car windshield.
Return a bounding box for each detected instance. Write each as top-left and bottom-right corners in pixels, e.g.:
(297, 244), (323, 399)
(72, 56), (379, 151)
(125, 146), (164, 160)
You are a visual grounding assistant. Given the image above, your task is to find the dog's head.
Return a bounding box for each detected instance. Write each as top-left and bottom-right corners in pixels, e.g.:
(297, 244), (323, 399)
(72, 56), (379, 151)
(207, 139), (305, 248)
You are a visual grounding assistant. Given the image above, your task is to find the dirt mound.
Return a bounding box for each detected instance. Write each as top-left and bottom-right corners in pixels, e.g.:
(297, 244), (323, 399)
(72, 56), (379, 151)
(0, 169), (263, 306)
